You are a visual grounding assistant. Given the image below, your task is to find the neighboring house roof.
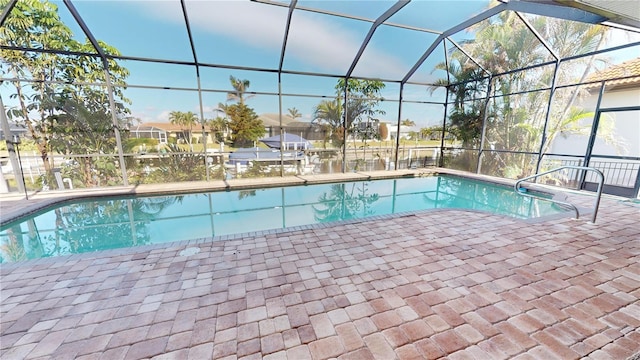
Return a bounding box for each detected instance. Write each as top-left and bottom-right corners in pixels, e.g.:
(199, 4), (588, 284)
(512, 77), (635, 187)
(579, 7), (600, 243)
(135, 117), (302, 133)
(134, 122), (192, 132)
(0, 122), (29, 141)
(287, 121), (314, 128)
(584, 57), (640, 89)
(259, 113), (299, 127)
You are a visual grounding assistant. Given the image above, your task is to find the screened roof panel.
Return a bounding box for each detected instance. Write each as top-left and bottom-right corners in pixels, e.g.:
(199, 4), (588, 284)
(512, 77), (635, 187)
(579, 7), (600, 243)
(0, 50), (40, 80)
(557, 44), (640, 87)
(402, 83), (447, 103)
(52, 0), (93, 51)
(351, 24), (440, 80)
(282, 10), (371, 74)
(385, 0), (494, 32)
(71, 0), (193, 62)
(115, 59), (197, 89)
(451, 11), (555, 74)
(187, 1), (287, 69)
(406, 39), (448, 85)
(281, 95), (327, 122)
(295, 0), (396, 21)
(380, 81), (401, 101)
(198, 92), (230, 121)
(199, 68), (278, 94)
(400, 102), (445, 128)
(522, 13), (608, 58)
(281, 73), (340, 96)
(446, 38), (488, 75)
(1, 0), (95, 54)
(120, 87), (202, 124)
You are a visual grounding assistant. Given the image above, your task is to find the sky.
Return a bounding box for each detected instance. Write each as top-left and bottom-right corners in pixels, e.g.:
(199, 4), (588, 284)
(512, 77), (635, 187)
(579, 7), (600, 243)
(2, 0), (639, 130)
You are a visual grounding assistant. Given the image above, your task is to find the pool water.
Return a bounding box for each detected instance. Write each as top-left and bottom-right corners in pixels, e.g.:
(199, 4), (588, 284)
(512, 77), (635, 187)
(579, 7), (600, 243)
(0, 175), (569, 263)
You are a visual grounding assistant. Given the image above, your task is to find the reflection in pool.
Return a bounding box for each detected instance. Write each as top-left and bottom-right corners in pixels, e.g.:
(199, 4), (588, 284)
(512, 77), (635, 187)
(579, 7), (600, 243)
(0, 175), (569, 262)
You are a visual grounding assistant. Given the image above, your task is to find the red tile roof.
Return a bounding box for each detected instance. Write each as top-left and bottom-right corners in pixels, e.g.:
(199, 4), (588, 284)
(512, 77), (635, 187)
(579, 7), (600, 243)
(584, 57), (640, 88)
(137, 122), (198, 131)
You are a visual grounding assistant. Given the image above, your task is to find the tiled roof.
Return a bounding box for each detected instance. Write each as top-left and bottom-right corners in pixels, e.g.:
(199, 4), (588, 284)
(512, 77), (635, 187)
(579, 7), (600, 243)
(584, 57), (640, 88)
(136, 122), (196, 131)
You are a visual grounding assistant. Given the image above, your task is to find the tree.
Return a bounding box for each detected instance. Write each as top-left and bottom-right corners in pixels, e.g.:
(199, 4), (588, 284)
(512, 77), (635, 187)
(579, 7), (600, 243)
(227, 103), (265, 147)
(1, 0), (74, 178)
(1, 0), (130, 187)
(206, 116), (230, 143)
(336, 78), (386, 134)
(287, 107), (302, 121)
(222, 76), (264, 147)
(434, 3), (614, 176)
(46, 97), (119, 187)
(313, 99), (343, 147)
(400, 119), (416, 127)
(169, 111), (198, 149)
(337, 79), (386, 165)
(379, 123), (389, 141)
(312, 79), (386, 149)
(430, 58), (489, 148)
(145, 144), (207, 182)
(227, 76), (254, 106)
(420, 126), (443, 140)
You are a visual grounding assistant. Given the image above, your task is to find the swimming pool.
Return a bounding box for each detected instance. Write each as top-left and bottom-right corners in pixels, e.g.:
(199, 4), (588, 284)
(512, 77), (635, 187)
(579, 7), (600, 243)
(0, 175), (570, 263)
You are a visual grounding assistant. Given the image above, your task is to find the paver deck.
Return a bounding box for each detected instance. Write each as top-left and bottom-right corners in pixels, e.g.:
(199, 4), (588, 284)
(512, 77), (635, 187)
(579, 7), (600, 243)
(1, 171), (639, 359)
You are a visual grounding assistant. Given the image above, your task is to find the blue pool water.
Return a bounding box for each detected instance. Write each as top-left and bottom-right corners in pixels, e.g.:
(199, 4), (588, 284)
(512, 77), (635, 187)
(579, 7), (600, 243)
(0, 175), (569, 263)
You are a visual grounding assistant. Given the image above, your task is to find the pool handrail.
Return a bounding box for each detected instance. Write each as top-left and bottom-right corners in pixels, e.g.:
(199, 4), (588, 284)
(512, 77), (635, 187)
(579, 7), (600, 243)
(514, 166), (604, 224)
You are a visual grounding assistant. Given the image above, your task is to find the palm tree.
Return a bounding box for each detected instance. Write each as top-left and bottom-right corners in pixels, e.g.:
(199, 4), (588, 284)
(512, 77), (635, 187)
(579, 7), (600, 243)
(400, 119), (416, 127)
(206, 116), (230, 143)
(169, 111), (198, 150)
(227, 76), (254, 105)
(313, 99), (343, 147)
(430, 4), (613, 176)
(429, 57), (489, 148)
(288, 107), (302, 121)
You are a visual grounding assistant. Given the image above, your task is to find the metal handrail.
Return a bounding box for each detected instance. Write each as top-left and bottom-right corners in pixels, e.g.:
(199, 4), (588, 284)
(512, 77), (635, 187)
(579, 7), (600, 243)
(514, 166), (605, 224)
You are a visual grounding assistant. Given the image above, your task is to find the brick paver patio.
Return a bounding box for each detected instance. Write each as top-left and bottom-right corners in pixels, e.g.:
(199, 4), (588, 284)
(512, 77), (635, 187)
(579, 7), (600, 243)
(1, 180), (639, 359)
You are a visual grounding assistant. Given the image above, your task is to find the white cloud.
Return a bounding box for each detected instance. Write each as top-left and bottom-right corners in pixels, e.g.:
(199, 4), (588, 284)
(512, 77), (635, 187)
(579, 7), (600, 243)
(131, 107), (171, 124)
(145, 0), (408, 78)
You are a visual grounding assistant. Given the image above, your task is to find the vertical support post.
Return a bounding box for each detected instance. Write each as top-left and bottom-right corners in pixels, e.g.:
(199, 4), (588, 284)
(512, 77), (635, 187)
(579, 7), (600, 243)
(439, 103), (448, 167)
(476, 75), (493, 173)
(278, 73), (285, 177)
(394, 83), (404, 170)
(197, 76), (210, 181)
(103, 67), (129, 186)
(342, 79), (349, 173)
(0, 95), (26, 194)
(534, 60), (560, 175)
(439, 40), (450, 168)
(0, 166), (7, 193)
(14, 140), (28, 199)
(581, 82), (606, 188)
